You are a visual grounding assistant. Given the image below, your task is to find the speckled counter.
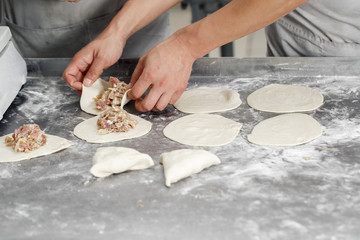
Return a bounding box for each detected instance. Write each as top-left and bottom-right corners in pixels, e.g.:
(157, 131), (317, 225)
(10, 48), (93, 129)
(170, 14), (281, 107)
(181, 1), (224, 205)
(1, 58), (359, 239)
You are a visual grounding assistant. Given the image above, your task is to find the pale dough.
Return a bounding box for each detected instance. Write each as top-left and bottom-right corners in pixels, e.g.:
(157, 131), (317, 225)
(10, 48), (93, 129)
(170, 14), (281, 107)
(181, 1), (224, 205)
(173, 87), (242, 113)
(163, 114), (242, 146)
(73, 114), (152, 143)
(159, 149), (221, 187)
(90, 147), (154, 178)
(0, 134), (73, 163)
(80, 78), (131, 115)
(247, 113), (322, 146)
(247, 84), (324, 113)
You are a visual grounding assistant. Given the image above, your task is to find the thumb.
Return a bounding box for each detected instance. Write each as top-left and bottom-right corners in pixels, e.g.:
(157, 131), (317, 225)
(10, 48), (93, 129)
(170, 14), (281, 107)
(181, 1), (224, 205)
(83, 58), (106, 87)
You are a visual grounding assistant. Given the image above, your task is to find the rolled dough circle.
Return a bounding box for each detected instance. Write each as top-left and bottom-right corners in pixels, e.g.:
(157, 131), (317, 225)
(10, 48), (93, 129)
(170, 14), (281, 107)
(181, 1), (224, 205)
(163, 114), (242, 146)
(173, 87), (241, 113)
(247, 113), (322, 146)
(0, 134), (73, 162)
(74, 114), (152, 143)
(247, 84), (324, 113)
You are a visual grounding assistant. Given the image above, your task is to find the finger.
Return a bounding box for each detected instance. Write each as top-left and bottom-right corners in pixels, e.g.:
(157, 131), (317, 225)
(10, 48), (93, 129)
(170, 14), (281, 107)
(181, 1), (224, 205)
(128, 59), (145, 88)
(154, 92), (173, 111)
(71, 81), (83, 91)
(83, 57), (106, 87)
(127, 73), (151, 100)
(169, 90), (185, 105)
(63, 56), (90, 89)
(134, 87), (163, 112)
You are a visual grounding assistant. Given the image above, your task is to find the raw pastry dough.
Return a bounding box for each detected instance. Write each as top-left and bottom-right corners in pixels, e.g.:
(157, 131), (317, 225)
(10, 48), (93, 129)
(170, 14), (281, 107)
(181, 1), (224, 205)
(90, 147), (154, 178)
(247, 84), (324, 113)
(174, 87), (241, 113)
(0, 134), (73, 163)
(163, 114), (242, 146)
(80, 78), (109, 115)
(80, 78), (131, 115)
(247, 113), (322, 146)
(74, 114), (152, 143)
(159, 149), (221, 187)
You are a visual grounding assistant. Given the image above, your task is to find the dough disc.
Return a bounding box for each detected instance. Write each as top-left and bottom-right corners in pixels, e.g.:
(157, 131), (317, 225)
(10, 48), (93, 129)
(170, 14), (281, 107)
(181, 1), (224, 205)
(174, 87), (241, 113)
(163, 114), (242, 146)
(247, 113), (322, 146)
(0, 134), (73, 163)
(247, 84), (324, 113)
(74, 114), (152, 143)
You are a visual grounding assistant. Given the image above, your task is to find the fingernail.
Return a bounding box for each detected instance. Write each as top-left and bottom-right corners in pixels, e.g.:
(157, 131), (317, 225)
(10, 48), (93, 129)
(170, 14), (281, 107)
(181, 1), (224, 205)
(84, 78), (92, 86)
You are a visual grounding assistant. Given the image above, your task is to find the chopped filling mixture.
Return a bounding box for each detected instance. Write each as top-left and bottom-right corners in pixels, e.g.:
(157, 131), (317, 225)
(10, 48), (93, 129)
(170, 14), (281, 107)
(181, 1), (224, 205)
(5, 124), (47, 152)
(97, 107), (138, 135)
(94, 76), (129, 111)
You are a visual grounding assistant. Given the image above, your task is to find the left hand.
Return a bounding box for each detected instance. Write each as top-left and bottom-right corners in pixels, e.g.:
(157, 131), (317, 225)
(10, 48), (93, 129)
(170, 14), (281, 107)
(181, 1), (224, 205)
(62, 30), (126, 93)
(128, 35), (196, 112)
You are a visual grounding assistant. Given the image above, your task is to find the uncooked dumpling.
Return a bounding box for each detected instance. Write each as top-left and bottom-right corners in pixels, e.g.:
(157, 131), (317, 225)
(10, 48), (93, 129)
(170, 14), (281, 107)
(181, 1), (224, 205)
(90, 147), (154, 178)
(163, 114), (242, 146)
(247, 84), (324, 113)
(173, 87), (241, 113)
(0, 134), (73, 163)
(73, 114), (152, 143)
(159, 149), (221, 187)
(247, 113), (322, 146)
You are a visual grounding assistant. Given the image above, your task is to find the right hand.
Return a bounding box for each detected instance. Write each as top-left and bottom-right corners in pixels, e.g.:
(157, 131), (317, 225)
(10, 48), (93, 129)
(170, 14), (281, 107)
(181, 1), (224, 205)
(128, 35), (196, 112)
(62, 31), (126, 92)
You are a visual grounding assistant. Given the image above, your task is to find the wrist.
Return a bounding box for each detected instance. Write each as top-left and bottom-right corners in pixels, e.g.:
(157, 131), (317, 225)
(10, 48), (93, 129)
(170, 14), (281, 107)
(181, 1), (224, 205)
(174, 24), (214, 60)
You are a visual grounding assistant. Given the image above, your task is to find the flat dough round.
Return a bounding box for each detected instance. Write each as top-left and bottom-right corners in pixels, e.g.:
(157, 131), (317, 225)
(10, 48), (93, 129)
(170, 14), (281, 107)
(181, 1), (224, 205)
(173, 87), (241, 113)
(0, 134), (73, 163)
(247, 113), (322, 146)
(247, 84), (324, 113)
(80, 78), (131, 115)
(90, 147), (154, 178)
(74, 114), (152, 143)
(163, 114), (242, 146)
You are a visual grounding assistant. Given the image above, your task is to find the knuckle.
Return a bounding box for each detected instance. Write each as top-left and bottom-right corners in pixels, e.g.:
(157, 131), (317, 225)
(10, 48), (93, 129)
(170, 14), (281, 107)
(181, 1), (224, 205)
(158, 78), (169, 88)
(87, 70), (102, 80)
(142, 101), (154, 112)
(143, 68), (159, 81)
(130, 88), (142, 99)
(156, 103), (167, 111)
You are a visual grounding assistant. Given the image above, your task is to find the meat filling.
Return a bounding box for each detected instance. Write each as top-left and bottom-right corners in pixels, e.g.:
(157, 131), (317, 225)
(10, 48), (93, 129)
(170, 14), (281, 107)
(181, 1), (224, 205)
(94, 76), (128, 111)
(97, 107), (138, 135)
(5, 124), (47, 152)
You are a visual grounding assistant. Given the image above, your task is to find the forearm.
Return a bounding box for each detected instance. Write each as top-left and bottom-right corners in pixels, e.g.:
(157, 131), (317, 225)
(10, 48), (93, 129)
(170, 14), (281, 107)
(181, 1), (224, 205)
(103, 0), (181, 42)
(175, 0), (308, 59)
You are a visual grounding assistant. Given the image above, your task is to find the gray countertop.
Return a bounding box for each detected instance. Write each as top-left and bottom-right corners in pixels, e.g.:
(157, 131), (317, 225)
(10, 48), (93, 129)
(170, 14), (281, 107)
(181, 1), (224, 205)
(1, 58), (359, 239)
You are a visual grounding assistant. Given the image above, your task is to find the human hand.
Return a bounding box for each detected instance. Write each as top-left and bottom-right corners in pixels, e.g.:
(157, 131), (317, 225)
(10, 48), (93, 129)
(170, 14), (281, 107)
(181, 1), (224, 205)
(128, 36), (196, 112)
(62, 31), (125, 93)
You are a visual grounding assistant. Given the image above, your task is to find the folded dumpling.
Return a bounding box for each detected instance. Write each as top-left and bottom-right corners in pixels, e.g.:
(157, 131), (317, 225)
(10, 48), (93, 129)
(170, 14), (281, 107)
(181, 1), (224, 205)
(90, 147), (154, 178)
(159, 149), (221, 187)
